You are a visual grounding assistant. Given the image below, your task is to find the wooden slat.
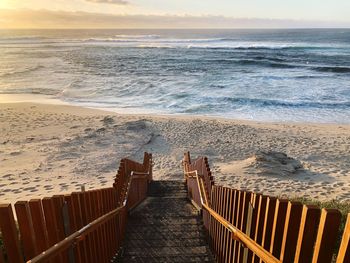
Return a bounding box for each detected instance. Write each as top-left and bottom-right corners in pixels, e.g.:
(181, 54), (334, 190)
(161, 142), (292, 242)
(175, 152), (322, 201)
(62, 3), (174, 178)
(107, 188), (115, 259)
(52, 196), (66, 241)
(28, 199), (49, 254)
(336, 213), (350, 263)
(214, 187), (220, 257)
(42, 197), (63, 263)
(98, 190), (108, 263)
(15, 201), (38, 260)
(218, 186), (225, 262)
(0, 248), (5, 263)
(234, 190), (244, 262)
(79, 192), (93, 263)
(223, 187), (229, 263)
(224, 188), (233, 263)
(280, 201), (303, 263)
(259, 197), (277, 263)
(239, 192), (252, 263)
(64, 195), (76, 233)
(102, 189), (112, 261)
(72, 192), (87, 263)
(0, 204), (23, 263)
(209, 187), (215, 251)
(247, 193), (260, 263)
(94, 190), (105, 262)
(87, 191), (98, 263)
(253, 195), (267, 263)
(65, 194), (83, 263)
(53, 195), (69, 262)
(113, 187), (120, 253)
(270, 199), (288, 259)
(312, 209), (341, 263)
(228, 189), (236, 263)
(294, 205), (321, 263)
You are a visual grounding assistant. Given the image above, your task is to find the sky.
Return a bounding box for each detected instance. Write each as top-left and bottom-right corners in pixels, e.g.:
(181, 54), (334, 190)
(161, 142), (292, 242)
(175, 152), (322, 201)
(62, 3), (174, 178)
(0, 0), (350, 28)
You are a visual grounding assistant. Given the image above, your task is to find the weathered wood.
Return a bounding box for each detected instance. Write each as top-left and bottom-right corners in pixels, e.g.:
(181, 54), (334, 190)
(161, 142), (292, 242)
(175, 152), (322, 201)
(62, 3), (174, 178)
(81, 191), (95, 263)
(234, 190), (244, 261)
(42, 197), (63, 263)
(28, 199), (49, 254)
(228, 189), (237, 263)
(336, 213), (350, 263)
(65, 194), (83, 263)
(224, 188), (233, 263)
(53, 195), (69, 262)
(294, 205), (321, 263)
(0, 204), (23, 263)
(279, 201), (303, 263)
(312, 209), (341, 263)
(0, 248), (5, 263)
(71, 192), (87, 263)
(270, 199), (288, 259)
(247, 193), (260, 263)
(239, 191), (252, 263)
(15, 201), (38, 260)
(259, 197), (277, 263)
(253, 195), (268, 263)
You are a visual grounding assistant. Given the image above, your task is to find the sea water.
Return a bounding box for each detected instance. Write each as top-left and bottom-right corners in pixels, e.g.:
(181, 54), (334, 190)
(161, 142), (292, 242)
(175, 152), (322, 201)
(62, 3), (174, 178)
(0, 29), (349, 123)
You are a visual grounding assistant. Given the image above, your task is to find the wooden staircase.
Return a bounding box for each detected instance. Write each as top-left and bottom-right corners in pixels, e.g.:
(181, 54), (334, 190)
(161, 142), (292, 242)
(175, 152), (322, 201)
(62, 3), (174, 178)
(120, 180), (215, 262)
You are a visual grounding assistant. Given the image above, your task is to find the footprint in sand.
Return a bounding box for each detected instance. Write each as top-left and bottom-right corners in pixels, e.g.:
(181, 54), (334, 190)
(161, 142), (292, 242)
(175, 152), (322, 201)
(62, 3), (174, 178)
(10, 151), (22, 156)
(23, 187), (36, 191)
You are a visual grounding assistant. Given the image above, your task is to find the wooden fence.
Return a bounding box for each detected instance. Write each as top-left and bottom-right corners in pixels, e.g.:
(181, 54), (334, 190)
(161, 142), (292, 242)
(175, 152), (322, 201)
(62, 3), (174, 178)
(0, 152), (152, 263)
(183, 152), (350, 263)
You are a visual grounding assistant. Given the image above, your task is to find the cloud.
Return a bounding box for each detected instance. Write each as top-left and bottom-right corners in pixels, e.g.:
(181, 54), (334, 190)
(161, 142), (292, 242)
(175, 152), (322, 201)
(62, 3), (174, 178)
(0, 9), (349, 29)
(85, 0), (128, 5)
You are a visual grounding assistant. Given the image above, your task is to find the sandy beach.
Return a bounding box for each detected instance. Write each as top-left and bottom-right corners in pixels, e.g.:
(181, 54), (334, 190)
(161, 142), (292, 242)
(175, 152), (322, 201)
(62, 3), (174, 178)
(1, 102), (350, 204)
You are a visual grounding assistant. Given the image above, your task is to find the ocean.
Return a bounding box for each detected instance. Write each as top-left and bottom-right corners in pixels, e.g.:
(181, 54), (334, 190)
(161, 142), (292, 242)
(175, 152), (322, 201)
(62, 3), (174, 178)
(0, 29), (350, 123)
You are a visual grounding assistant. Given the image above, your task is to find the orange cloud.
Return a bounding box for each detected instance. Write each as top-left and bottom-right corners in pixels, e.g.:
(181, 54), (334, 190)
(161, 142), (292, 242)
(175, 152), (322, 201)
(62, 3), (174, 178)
(0, 9), (348, 29)
(85, 0), (128, 5)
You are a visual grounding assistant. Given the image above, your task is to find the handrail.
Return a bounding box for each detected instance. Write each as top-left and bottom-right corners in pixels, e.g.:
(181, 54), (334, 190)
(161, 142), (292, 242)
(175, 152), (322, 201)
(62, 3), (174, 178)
(184, 169), (281, 263)
(27, 206), (125, 263)
(27, 169), (151, 263)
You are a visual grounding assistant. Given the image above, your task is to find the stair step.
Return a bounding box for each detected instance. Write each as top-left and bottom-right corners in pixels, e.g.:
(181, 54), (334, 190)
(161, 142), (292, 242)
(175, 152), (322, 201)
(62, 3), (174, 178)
(127, 217), (200, 225)
(121, 255), (214, 263)
(121, 180), (214, 262)
(124, 245), (211, 256)
(124, 238), (209, 247)
(128, 231), (206, 240)
(128, 224), (207, 233)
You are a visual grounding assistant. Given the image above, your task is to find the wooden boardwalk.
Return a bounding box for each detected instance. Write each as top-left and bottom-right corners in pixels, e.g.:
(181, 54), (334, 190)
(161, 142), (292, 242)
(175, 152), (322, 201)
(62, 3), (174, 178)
(2, 152), (350, 263)
(120, 180), (215, 262)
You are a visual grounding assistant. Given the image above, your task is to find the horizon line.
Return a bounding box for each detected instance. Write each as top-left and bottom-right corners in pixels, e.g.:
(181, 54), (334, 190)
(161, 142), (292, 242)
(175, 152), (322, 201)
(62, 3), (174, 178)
(1, 27), (350, 30)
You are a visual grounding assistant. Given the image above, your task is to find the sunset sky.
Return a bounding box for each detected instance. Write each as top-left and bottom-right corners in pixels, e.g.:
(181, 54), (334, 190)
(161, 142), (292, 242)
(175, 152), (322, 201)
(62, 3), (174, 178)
(0, 0), (350, 28)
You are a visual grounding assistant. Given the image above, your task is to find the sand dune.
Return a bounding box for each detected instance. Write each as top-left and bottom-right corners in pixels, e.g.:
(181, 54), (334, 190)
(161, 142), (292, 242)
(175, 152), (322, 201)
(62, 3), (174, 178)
(0, 103), (349, 204)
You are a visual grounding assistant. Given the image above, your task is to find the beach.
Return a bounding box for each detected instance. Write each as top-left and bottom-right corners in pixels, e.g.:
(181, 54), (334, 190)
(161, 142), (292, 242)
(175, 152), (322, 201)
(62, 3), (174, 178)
(1, 102), (349, 204)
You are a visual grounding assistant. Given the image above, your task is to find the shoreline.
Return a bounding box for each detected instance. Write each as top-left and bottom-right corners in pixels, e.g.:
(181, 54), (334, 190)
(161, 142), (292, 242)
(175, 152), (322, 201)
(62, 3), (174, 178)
(1, 102), (350, 204)
(1, 93), (350, 126)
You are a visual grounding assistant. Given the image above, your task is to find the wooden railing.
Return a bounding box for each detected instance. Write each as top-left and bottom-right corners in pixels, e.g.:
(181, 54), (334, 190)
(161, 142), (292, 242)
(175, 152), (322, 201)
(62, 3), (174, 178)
(183, 151), (350, 263)
(0, 152), (152, 263)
